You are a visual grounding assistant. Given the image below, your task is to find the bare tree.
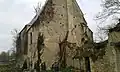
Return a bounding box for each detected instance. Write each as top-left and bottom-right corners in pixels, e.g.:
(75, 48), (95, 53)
(94, 22), (117, 42)
(94, 26), (108, 42)
(94, 0), (120, 42)
(11, 29), (19, 51)
(95, 0), (120, 23)
(34, 2), (42, 14)
(10, 29), (21, 71)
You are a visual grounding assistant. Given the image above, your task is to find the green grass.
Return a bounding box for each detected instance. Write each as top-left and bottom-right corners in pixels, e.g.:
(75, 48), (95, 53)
(0, 64), (12, 72)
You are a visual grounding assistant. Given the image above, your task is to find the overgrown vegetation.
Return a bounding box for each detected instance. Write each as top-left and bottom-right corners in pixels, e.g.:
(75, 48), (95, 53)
(0, 29), (21, 72)
(0, 51), (21, 72)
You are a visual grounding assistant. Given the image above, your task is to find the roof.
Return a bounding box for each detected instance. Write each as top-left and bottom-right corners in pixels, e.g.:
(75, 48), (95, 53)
(29, 0), (49, 25)
(26, 0), (50, 32)
(26, 0), (87, 33)
(19, 0), (49, 34)
(19, 24), (31, 35)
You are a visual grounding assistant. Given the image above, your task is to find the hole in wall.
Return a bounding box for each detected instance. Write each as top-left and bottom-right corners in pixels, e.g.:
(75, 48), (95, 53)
(81, 38), (85, 42)
(75, 25), (77, 28)
(61, 14), (63, 16)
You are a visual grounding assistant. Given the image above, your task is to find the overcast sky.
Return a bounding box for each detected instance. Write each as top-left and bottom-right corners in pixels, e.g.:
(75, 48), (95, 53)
(0, 0), (101, 52)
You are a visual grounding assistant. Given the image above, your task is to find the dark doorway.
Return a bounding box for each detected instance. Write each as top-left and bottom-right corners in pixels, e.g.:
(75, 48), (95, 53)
(85, 57), (91, 72)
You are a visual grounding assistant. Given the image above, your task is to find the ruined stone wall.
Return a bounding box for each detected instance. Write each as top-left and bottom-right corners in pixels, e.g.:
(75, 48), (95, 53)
(20, 0), (93, 71)
(19, 25), (31, 55)
(90, 31), (120, 72)
(65, 0), (93, 71)
(20, 0), (120, 71)
(107, 31), (120, 72)
(26, 0), (69, 69)
(17, 0), (120, 72)
(16, 25), (31, 68)
(90, 45), (115, 72)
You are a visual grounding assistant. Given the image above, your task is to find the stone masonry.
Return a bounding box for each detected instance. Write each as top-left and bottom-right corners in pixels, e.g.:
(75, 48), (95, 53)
(16, 0), (120, 72)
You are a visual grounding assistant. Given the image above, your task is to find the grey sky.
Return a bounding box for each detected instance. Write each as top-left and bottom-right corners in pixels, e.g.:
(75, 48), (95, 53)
(0, 0), (101, 52)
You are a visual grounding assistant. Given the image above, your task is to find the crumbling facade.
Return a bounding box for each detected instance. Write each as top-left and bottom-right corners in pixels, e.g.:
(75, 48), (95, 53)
(90, 21), (120, 72)
(16, 0), (120, 72)
(17, 0), (93, 71)
(16, 24), (31, 68)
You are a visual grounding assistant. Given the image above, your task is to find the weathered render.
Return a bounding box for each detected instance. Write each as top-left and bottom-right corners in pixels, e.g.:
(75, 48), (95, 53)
(16, 0), (93, 71)
(16, 24), (31, 68)
(90, 21), (120, 72)
(16, 0), (120, 72)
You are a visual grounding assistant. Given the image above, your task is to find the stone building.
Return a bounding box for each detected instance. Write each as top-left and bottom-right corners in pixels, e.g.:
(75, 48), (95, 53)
(16, 0), (93, 71)
(16, 0), (120, 72)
